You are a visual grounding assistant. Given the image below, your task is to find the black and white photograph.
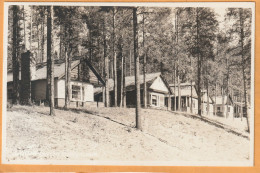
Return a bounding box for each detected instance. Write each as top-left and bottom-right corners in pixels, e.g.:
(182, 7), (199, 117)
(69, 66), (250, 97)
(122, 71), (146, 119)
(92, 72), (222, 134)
(2, 2), (255, 166)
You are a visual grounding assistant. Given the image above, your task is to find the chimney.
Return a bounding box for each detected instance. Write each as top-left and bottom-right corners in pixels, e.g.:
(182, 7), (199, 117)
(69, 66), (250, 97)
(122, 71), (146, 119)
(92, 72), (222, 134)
(20, 51), (31, 105)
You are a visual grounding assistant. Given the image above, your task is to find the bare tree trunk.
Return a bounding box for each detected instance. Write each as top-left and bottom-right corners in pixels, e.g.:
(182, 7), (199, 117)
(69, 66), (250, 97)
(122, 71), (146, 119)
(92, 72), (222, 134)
(214, 82), (217, 116)
(206, 62), (209, 116)
(41, 8), (45, 62)
(207, 80), (209, 116)
(190, 80), (193, 114)
(47, 6), (55, 116)
(112, 8), (117, 107)
(143, 13), (147, 109)
(64, 47), (71, 109)
(12, 6), (20, 105)
(123, 54), (126, 107)
(196, 7), (202, 116)
(105, 57), (110, 107)
(201, 61), (205, 115)
(120, 55), (124, 107)
(65, 47), (68, 108)
(129, 50), (132, 76)
(23, 6), (26, 50)
(89, 28), (92, 62)
(226, 54), (230, 118)
(197, 57), (202, 116)
(173, 63), (176, 111)
(133, 7), (141, 130)
(190, 56), (193, 114)
(67, 49), (71, 104)
(143, 53), (147, 108)
(113, 52), (117, 106)
(30, 7), (33, 50)
(177, 73), (181, 111)
(103, 16), (109, 107)
(222, 80), (225, 118)
(37, 23), (40, 63)
(239, 9), (250, 133)
(64, 21), (71, 110)
(240, 90), (243, 121)
(175, 9), (181, 112)
(59, 20), (63, 59)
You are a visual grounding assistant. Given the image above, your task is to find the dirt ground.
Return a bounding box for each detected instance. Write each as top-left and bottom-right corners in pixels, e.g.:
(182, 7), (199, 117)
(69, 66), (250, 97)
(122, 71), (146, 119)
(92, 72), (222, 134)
(5, 105), (251, 164)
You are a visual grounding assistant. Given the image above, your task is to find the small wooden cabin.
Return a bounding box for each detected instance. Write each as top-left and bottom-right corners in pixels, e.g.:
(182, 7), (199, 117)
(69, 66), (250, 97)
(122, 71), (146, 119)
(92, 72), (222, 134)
(94, 72), (172, 110)
(169, 83), (215, 116)
(7, 57), (105, 108)
(215, 95), (234, 118)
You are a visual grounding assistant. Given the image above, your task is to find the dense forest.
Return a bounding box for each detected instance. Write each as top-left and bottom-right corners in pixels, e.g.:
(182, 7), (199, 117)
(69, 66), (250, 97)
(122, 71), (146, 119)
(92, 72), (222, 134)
(7, 5), (252, 130)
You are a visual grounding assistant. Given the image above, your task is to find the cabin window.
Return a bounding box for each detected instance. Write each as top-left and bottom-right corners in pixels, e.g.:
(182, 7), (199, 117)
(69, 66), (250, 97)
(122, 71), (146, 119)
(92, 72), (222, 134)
(72, 85), (81, 100)
(151, 95), (157, 106)
(228, 107), (230, 112)
(217, 107), (221, 112)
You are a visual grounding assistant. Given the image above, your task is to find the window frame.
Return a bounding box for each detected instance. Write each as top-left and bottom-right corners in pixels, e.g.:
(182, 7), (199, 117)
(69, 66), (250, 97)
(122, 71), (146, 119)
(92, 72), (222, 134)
(71, 84), (82, 101)
(151, 94), (158, 106)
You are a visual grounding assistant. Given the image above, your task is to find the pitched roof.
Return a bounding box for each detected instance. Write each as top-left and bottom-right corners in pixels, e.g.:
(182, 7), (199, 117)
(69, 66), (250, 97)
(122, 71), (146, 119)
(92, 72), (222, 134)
(215, 95), (233, 105)
(7, 58), (105, 85)
(7, 59), (79, 82)
(94, 72), (171, 94)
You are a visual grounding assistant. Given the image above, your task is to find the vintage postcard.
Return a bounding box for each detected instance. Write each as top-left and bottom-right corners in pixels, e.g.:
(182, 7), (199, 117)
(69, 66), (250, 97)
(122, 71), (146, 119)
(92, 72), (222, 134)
(2, 2), (255, 167)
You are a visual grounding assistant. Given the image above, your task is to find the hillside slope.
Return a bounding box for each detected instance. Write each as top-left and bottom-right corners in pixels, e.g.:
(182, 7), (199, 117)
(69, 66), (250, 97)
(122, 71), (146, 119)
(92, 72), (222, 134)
(5, 105), (250, 164)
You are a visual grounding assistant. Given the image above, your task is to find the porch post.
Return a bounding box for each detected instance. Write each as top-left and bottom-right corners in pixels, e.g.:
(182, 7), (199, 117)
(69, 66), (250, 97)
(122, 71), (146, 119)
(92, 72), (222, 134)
(168, 95), (171, 111)
(102, 87), (105, 104)
(185, 96), (187, 112)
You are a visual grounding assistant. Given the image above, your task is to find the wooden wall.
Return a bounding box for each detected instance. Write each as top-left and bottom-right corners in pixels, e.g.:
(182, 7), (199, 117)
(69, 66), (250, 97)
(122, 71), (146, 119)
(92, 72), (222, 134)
(70, 62), (100, 86)
(56, 79), (94, 102)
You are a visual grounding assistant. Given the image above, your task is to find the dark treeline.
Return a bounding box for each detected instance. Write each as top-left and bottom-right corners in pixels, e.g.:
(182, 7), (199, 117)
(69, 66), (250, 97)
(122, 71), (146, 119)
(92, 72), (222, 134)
(8, 5), (252, 131)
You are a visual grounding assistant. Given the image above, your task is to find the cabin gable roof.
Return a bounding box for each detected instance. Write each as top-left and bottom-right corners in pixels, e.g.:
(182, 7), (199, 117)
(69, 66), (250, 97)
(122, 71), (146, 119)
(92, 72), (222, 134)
(7, 57), (105, 86)
(215, 95), (234, 105)
(94, 72), (172, 95)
